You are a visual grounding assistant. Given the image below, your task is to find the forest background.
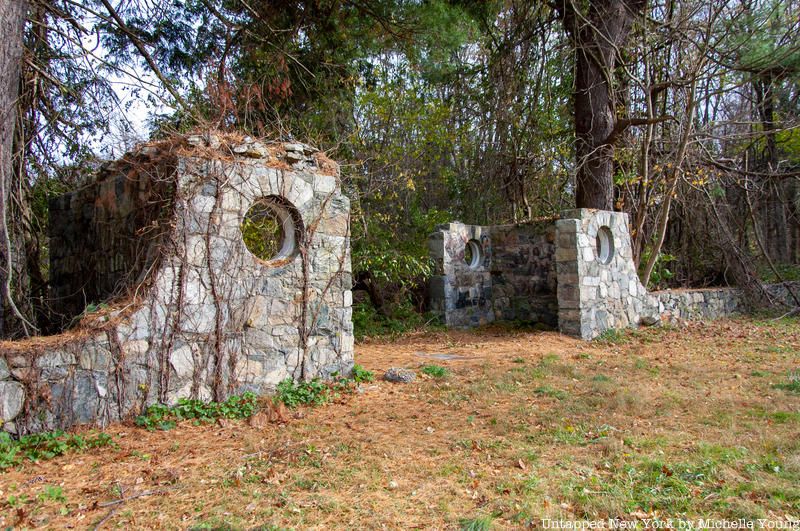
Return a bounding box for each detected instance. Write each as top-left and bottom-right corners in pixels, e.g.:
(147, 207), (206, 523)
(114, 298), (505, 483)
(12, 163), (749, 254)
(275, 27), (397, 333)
(0, 0), (798, 339)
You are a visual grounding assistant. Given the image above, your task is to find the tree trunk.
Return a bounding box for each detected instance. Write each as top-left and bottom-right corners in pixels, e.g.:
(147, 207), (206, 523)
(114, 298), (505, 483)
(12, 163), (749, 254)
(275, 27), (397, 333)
(753, 73), (790, 265)
(574, 42), (615, 209)
(556, 0), (645, 210)
(0, 0), (29, 338)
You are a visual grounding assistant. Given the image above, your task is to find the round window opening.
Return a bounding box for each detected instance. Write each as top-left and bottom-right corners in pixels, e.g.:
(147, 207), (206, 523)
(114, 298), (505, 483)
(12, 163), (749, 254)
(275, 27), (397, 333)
(595, 226), (615, 265)
(241, 196), (303, 263)
(464, 239), (483, 269)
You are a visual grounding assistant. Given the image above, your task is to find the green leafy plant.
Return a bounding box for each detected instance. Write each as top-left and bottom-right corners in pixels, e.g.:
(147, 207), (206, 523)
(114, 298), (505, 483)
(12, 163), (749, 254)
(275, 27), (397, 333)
(135, 392), (259, 431)
(38, 485), (66, 503)
(350, 364), (374, 383)
(6, 494), (27, 508)
(640, 249), (676, 290)
(275, 378), (333, 408)
(421, 364), (449, 378)
(0, 430), (115, 469)
(595, 328), (627, 344)
(352, 299), (435, 341)
(134, 403), (176, 431)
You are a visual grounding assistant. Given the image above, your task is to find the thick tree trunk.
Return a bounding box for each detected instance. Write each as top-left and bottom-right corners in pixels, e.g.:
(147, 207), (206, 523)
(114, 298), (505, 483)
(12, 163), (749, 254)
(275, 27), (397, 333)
(556, 0), (645, 210)
(0, 0), (29, 337)
(574, 45), (615, 209)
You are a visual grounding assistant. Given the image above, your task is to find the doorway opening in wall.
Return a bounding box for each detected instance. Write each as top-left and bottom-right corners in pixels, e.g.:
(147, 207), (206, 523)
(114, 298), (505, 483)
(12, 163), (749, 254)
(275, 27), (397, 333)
(596, 226), (615, 265)
(241, 196), (303, 262)
(465, 239), (483, 269)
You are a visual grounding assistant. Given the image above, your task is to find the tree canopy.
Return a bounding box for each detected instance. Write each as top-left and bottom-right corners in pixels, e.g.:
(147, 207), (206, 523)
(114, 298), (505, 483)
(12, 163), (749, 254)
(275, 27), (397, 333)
(1, 0), (799, 338)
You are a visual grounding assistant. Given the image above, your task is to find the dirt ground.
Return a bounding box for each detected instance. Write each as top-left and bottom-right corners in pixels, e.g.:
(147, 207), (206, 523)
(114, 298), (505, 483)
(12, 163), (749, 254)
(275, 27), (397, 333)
(1, 317), (799, 529)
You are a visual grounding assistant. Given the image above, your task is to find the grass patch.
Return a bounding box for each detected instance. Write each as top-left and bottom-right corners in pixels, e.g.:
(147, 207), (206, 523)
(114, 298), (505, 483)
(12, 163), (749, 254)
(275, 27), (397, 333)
(0, 430), (116, 469)
(5, 317), (800, 528)
(565, 457), (718, 515)
(532, 385), (568, 400)
(421, 364), (449, 378)
(460, 515), (493, 531)
(773, 372), (800, 394)
(748, 407), (800, 424)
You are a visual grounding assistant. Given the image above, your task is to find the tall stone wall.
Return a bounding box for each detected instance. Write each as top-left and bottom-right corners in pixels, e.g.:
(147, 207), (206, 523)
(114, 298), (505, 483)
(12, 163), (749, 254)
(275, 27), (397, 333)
(555, 209), (657, 338)
(0, 135), (354, 434)
(428, 223), (494, 327)
(489, 222), (558, 326)
(48, 154), (177, 329)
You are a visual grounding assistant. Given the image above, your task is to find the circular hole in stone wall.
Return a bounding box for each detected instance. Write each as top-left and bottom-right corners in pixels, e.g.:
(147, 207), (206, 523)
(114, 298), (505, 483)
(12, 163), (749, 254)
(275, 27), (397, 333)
(241, 196), (303, 262)
(464, 239), (483, 269)
(595, 226), (615, 264)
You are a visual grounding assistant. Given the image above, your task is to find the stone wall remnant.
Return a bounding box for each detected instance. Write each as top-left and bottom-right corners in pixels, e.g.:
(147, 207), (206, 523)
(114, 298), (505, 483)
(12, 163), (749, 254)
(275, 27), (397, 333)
(432, 208), (798, 338)
(0, 134), (354, 434)
(428, 221), (559, 328)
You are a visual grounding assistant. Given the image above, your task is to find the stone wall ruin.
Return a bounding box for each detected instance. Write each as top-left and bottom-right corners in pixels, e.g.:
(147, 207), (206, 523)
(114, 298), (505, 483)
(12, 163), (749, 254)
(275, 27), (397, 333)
(428, 221), (558, 328)
(0, 135), (354, 434)
(431, 208), (798, 339)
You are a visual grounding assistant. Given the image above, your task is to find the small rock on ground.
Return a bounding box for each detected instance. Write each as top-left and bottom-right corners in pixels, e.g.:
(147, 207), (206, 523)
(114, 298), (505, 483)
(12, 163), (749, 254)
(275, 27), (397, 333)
(383, 367), (416, 383)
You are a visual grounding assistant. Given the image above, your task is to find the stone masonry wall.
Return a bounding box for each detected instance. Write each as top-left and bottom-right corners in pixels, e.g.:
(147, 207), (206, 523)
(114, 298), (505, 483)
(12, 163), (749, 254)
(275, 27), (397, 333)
(48, 154), (177, 329)
(555, 209), (657, 338)
(428, 221), (558, 327)
(428, 223), (493, 327)
(0, 135), (354, 434)
(433, 208), (797, 339)
(489, 222), (558, 327)
(556, 208), (799, 339)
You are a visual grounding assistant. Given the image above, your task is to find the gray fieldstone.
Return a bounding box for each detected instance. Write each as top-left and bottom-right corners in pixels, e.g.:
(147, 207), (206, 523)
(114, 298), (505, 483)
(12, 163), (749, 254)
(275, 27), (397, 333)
(233, 142), (268, 158)
(0, 381), (25, 421)
(384, 368), (417, 383)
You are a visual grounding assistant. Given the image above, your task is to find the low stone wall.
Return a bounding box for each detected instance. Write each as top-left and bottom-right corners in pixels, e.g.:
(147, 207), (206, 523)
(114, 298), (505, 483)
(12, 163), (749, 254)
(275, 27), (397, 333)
(655, 282), (800, 323)
(654, 288), (743, 322)
(556, 209), (798, 338)
(0, 135), (354, 434)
